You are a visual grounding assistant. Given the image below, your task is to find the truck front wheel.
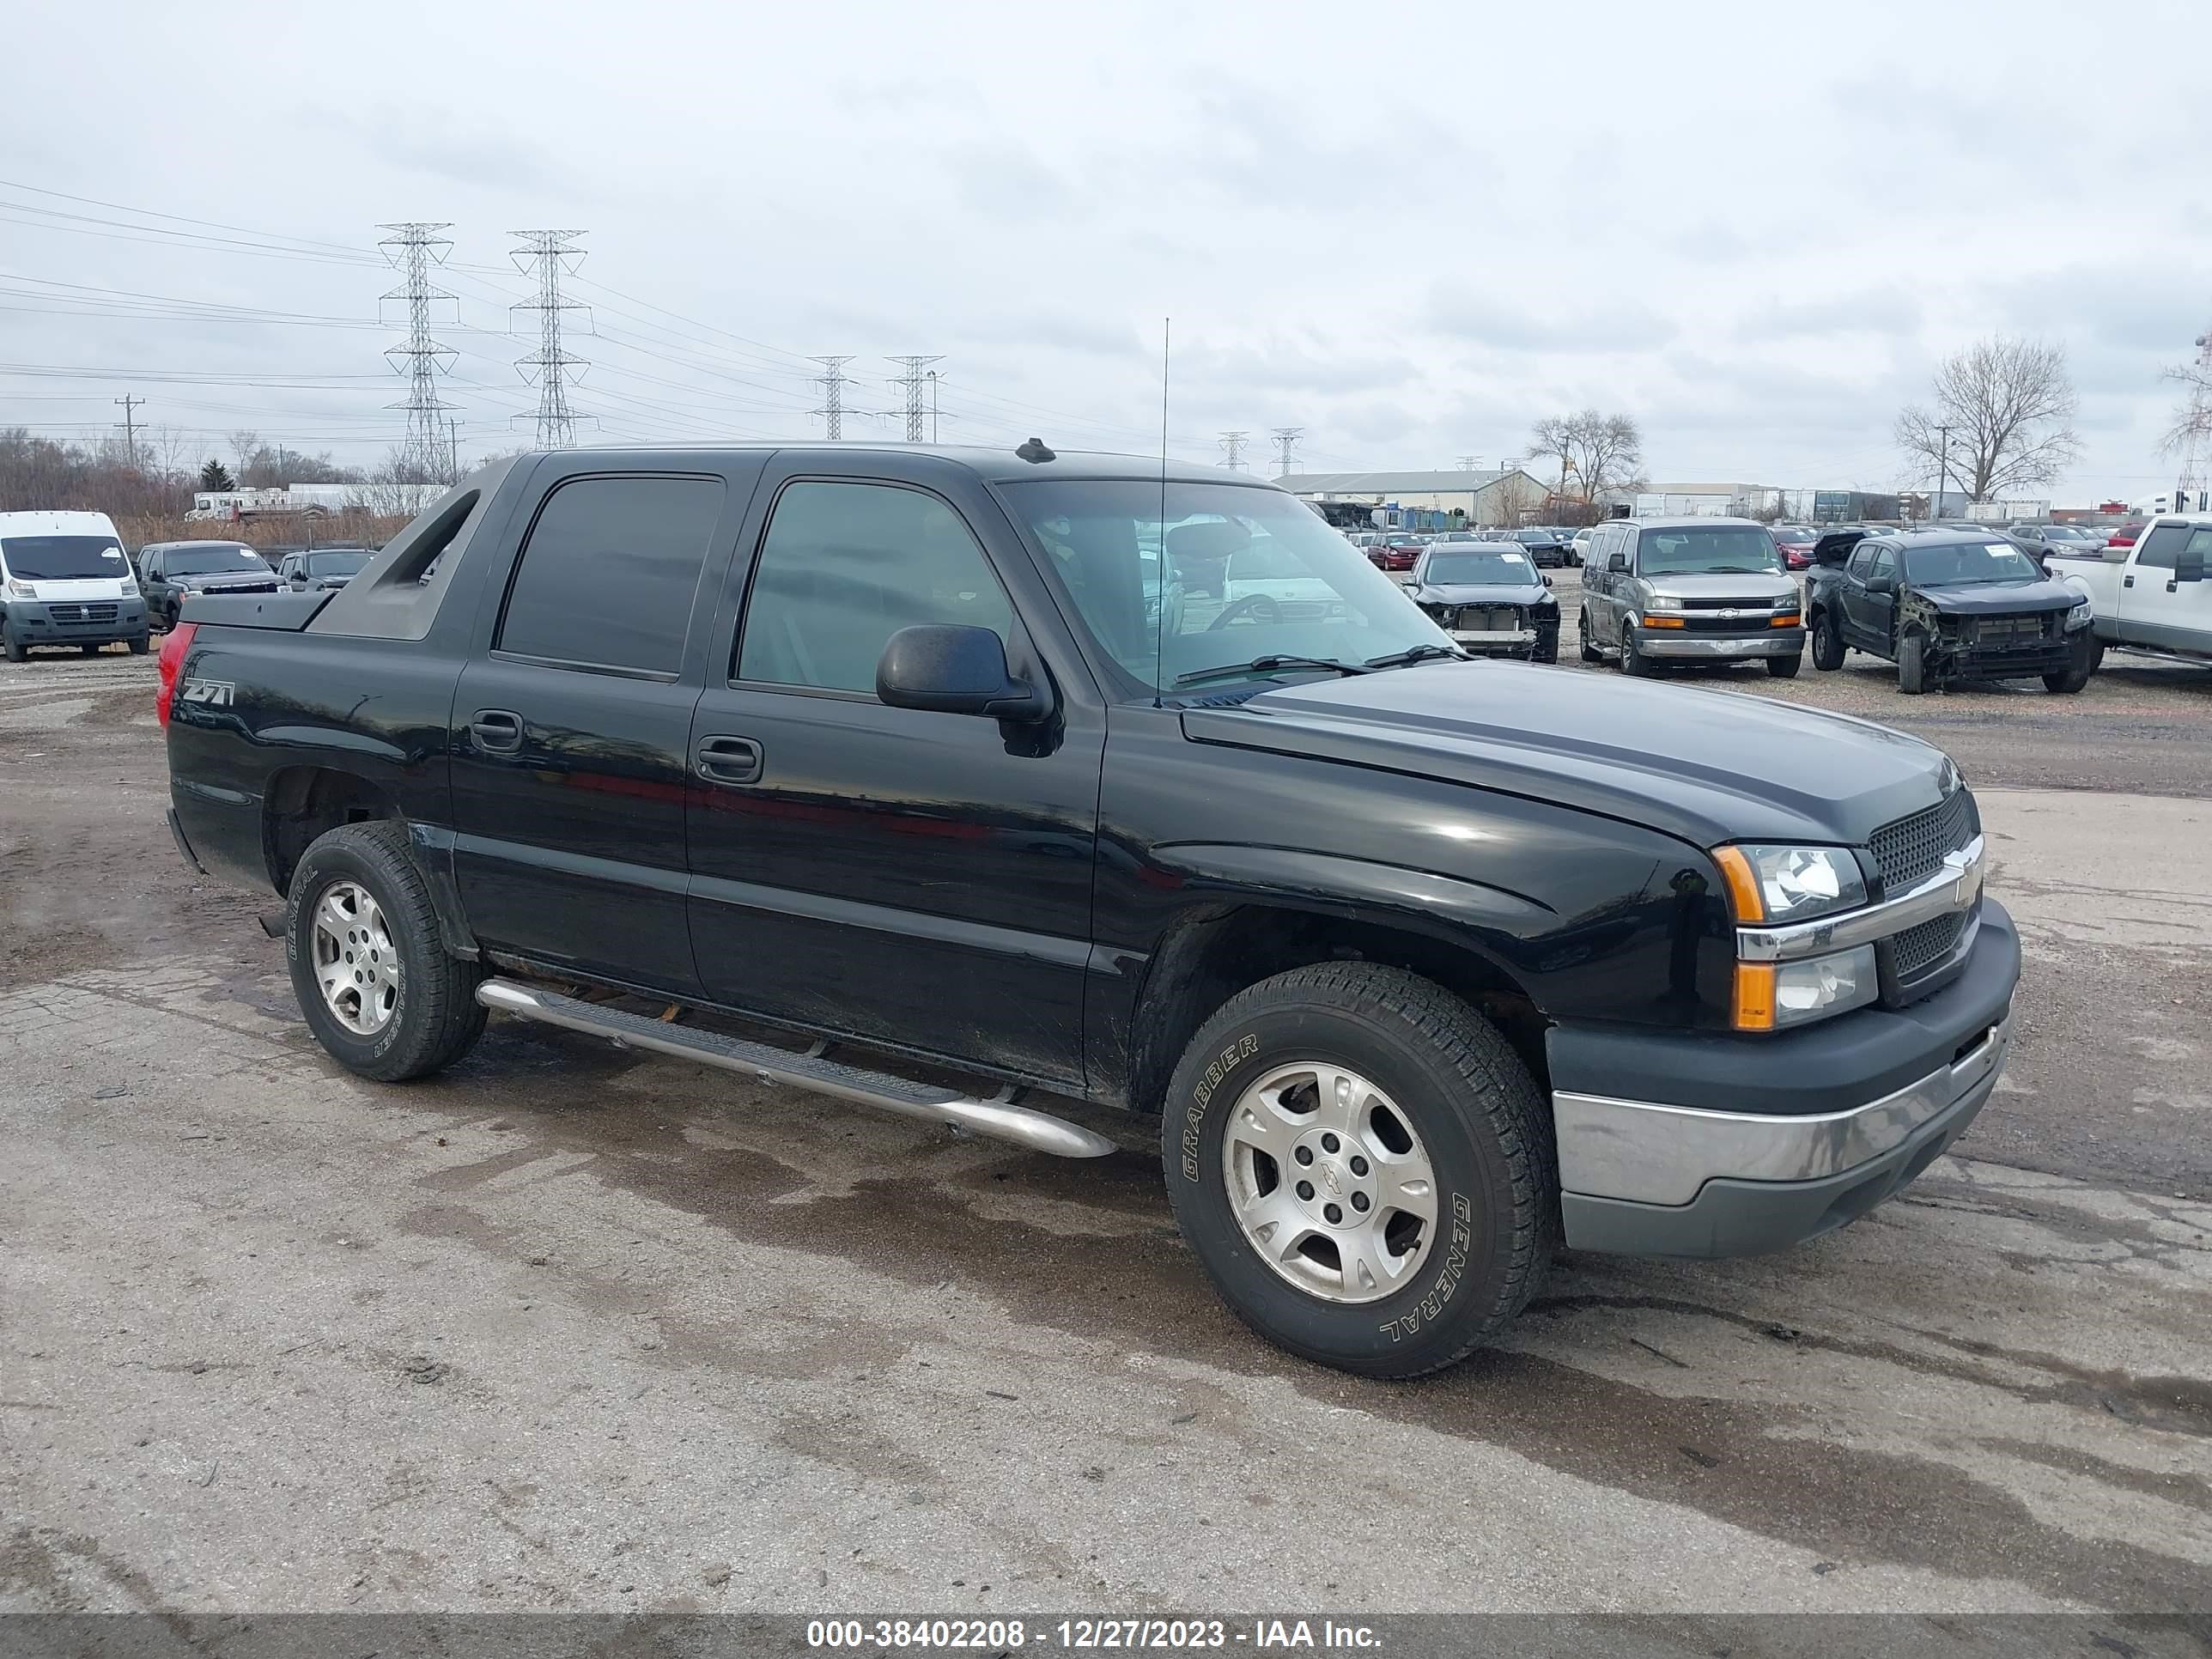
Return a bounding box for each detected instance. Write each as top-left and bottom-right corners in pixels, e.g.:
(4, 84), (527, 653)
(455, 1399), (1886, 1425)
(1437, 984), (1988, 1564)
(1811, 607), (1845, 671)
(1160, 963), (1553, 1379)
(2044, 634), (2100, 694)
(286, 820), (486, 1083)
(1898, 632), (1928, 695)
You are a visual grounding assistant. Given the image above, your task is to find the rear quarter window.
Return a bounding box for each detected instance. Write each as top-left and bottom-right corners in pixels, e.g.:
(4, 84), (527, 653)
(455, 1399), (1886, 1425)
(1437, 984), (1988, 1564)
(495, 475), (726, 675)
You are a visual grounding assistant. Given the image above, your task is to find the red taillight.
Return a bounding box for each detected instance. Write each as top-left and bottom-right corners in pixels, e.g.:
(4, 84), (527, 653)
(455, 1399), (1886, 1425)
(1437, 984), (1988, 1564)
(156, 623), (197, 727)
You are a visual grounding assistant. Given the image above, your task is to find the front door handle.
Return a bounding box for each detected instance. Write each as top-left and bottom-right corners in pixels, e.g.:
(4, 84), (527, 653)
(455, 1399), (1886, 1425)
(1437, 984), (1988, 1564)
(695, 734), (763, 786)
(470, 709), (524, 754)
(2124, 574), (2135, 587)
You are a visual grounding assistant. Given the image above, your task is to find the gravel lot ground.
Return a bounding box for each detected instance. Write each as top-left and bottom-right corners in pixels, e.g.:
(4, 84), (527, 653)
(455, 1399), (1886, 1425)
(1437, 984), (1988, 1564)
(3, 641), (2208, 1620)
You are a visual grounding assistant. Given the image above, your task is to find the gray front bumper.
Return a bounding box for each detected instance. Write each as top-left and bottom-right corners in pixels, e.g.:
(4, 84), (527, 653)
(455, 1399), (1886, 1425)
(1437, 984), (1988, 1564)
(3, 599), (148, 643)
(1553, 1017), (2008, 1258)
(1637, 626), (1804, 659)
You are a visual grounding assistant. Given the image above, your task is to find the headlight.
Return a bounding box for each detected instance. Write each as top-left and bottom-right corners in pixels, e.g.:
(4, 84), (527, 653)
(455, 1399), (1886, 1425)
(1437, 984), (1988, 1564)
(5, 579), (35, 600)
(1644, 593), (1684, 611)
(1713, 844), (1868, 925)
(2066, 599), (2093, 630)
(1735, 945), (1878, 1031)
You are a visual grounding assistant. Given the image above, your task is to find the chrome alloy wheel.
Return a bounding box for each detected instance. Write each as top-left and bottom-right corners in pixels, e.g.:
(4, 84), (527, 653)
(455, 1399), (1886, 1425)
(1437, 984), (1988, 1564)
(311, 880), (400, 1036)
(1221, 1060), (1438, 1304)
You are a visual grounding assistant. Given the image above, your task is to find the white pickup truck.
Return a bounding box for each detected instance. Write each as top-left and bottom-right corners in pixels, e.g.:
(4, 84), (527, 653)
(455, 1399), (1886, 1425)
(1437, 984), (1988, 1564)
(2045, 514), (2212, 670)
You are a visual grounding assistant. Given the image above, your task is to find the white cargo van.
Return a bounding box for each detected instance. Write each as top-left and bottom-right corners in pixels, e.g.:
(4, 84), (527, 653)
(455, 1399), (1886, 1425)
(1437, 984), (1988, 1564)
(0, 510), (151, 660)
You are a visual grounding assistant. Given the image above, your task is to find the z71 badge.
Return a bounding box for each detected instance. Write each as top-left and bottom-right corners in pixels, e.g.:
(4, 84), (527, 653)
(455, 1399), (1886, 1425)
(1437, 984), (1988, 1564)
(179, 678), (234, 708)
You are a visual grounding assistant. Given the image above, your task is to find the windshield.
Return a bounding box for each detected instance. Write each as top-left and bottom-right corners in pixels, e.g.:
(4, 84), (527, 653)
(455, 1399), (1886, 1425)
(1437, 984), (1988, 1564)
(306, 550), (370, 576)
(1002, 479), (1449, 696)
(1, 534), (129, 580)
(2042, 525), (2094, 541)
(167, 544), (267, 575)
(1636, 526), (1785, 576)
(1905, 541), (2042, 586)
(1423, 549), (1536, 584)
(1773, 526), (1814, 543)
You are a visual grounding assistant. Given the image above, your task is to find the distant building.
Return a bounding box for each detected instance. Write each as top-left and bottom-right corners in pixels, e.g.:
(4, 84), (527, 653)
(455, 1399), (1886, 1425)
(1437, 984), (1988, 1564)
(1603, 482), (1784, 518)
(1275, 468), (1552, 528)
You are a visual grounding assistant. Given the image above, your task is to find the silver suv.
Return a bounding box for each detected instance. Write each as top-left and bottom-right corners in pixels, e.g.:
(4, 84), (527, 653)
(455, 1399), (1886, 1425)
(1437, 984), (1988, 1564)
(1577, 517), (1805, 678)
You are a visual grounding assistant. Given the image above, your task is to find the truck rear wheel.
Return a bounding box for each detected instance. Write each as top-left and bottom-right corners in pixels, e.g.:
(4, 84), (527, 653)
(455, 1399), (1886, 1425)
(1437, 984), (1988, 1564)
(1160, 963), (1553, 1379)
(1811, 607), (1845, 671)
(286, 821), (486, 1083)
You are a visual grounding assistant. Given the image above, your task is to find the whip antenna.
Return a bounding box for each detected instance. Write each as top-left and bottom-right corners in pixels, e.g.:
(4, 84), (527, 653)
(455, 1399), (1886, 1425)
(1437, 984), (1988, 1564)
(1154, 317), (1170, 708)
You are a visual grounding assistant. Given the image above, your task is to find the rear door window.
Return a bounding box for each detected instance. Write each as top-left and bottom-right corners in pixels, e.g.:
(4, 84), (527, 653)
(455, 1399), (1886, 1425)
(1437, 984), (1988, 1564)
(495, 475), (726, 675)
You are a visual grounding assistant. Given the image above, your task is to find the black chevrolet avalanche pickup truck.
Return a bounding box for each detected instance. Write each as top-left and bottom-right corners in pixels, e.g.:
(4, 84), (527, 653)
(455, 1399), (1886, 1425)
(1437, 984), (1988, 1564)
(161, 446), (2018, 1377)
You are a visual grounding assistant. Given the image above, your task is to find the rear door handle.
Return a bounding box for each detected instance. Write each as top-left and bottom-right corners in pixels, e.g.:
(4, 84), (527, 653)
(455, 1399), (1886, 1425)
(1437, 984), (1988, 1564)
(470, 709), (524, 754)
(695, 734), (763, 786)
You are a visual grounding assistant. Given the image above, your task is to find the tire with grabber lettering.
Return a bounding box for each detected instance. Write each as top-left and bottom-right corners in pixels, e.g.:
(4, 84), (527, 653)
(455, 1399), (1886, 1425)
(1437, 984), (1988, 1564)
(1159, 963), (1553, 1379)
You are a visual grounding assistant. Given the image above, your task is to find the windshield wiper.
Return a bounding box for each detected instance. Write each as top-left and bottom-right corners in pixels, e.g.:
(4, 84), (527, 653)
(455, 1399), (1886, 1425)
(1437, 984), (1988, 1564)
(1172, 654), (1375, 689)
(1363, 643), (1468, 669)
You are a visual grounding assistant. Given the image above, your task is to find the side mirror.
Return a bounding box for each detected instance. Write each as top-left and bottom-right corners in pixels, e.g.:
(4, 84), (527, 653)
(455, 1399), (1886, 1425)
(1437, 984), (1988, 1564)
(1607, 553), (1630, 574)
(2177, 549), (2206, 585)
(877, 624), (1049, 722)
(1866, 572), (1897, 594)
(1541, 574), (1554, 588)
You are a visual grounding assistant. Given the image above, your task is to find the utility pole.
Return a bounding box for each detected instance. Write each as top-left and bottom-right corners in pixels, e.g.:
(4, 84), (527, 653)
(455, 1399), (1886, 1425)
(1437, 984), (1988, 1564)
(113, 395), (143, 466)
(444, 416), (463, 482)
(510, 230), (591, 450)
(1270, 426), (1304, 480)
(811, 356), (855, 441)
(887, 357), (945, 442)
(1218, 430), (1249, 471)
(928, 369), (940, 444)
(378, 222), (460, 477)
(1935, 423), (1954, 519)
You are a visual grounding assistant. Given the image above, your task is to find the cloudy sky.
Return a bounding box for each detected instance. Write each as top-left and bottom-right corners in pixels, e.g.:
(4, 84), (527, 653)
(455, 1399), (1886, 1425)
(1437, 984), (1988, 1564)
(4, 0), (2207, 502)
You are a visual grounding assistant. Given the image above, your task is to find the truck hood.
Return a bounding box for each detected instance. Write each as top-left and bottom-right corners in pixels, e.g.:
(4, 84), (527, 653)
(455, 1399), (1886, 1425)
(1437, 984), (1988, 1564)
(1917, 578), (2076, 615)
(1182, 660), (1953, 848)
(1409, 581), (1550, 605)
(1643, 571), (1800, 603)
(20, 577), (135, 601)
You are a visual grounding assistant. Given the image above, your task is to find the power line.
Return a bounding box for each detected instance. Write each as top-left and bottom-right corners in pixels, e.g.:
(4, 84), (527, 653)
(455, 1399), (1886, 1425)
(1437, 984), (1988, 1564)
(1271, 426), (1304, 479)
(378, 223), (460, 476)
(510, 230), (591, 450)
(811, 356), (856, 441)
(1218, 430), (1248, 471)
(888, 356), (945, 443)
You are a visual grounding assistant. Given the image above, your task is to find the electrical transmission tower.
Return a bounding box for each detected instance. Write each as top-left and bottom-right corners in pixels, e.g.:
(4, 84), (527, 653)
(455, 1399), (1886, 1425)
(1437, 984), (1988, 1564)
(2179, 326), (2212, 510)
(1456, 453), (1480, 472)
(1218, 430), (1249, 471)
(1271, 426), (1304, 479)
(510, 230), (592, 450)
(811, 356), (857, 441)
(888, 356), (945, 442)
(379, 223), (460, 477)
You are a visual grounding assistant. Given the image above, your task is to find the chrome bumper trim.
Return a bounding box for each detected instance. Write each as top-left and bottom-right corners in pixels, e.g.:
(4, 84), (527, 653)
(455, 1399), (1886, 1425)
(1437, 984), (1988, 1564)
(1739, 835), (1985, 963)
(1553, 1018), (2009, 1206)
(1638, 630), (1802, 658)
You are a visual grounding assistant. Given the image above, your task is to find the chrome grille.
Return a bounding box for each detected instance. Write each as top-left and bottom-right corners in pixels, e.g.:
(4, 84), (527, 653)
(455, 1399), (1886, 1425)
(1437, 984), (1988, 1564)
(1891, 910), (1967, 980)
(1869, 788), (1976, 891)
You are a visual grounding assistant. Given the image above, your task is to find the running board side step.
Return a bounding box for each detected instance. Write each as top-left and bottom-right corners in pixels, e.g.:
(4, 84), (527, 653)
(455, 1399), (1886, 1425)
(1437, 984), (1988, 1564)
(474, 979), (1116, 1159)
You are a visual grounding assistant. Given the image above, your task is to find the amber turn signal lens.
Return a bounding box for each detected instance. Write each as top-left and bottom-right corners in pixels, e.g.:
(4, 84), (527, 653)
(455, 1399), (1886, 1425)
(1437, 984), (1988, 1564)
(1771, 613), (1800, 627)
(1641, 614), (1686, 629)
(1711, 845), (1765, 923)
(1734, 962), (1778, 1031)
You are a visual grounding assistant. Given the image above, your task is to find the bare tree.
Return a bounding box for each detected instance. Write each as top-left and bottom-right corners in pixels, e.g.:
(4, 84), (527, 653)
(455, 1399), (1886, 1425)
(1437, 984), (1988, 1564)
(228, 429), (261, 480)
(1527, 410), (1644, 507)
(1894, 337), (2081, 504)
